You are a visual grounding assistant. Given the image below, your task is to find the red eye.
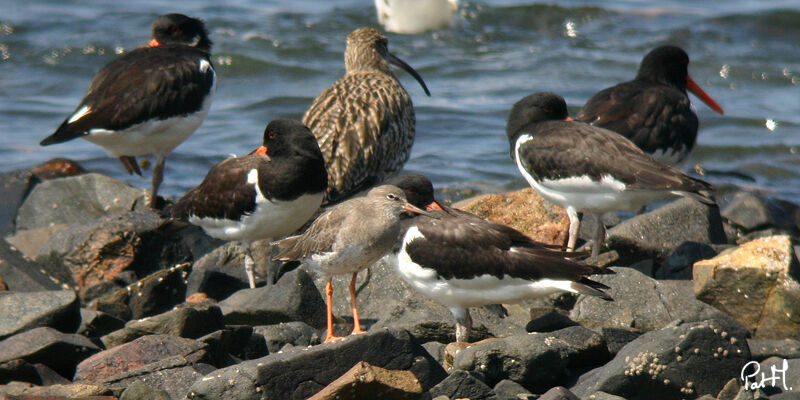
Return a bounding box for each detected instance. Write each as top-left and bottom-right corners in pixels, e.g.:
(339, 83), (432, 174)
(268, 132), (277, 139)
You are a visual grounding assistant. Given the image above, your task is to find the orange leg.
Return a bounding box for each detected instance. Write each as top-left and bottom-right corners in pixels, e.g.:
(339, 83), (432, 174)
(323, 277), (344, 343)
(349, 271), (366, 335)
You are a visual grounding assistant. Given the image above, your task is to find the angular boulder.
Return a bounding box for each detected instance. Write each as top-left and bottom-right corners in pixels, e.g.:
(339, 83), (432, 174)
(0, 327), (101, 379)
(186, 328), (446, 399)
(0, 290), (80, 340)
(694, 235), (800, 340)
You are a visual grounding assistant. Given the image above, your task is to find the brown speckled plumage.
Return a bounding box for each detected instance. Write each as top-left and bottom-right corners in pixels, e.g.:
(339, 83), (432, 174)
(303, 27), (429, 204)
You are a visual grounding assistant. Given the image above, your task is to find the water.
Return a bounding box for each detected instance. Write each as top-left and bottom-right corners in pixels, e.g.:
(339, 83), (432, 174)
(2, 0), (799, 205)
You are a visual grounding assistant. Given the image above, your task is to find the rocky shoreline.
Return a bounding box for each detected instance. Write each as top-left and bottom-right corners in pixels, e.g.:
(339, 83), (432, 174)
(2, 159), (800, 400)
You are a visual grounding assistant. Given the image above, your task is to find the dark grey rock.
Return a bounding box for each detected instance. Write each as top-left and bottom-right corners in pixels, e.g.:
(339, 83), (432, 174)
(75, 334), (211, 383)
(525, 310), (578, 333)
(570, 267), (746, 335)
(453, 326), (609, 390)
(428, 370), (495, 400)
(120, 379), (171, 400)
(571, 319), (750, 399)
(104, 361), (216, 400)
(656, 241), (718, 280)
(600, 327), (640, 356)
(539, 386), (579, 400)
(0, 169), (36, 237)
(493, 379), (534, 400)
(586, 392), (627, 400)
(0, 358), (70, 386)
(186, 328), (447, 399)
(747, 339), (800, 362)
(77, 308), (126, 338)
(185, 242), (249, 301)
(219, 267), (326, 329)
(602, 198), (726, 262)
(422, 341), (446, 366)
(252, 321), (320, 353)
(101, 304), (224, 349)
(0, 326), (101, 379)
(0, 240), (63, 292)
(722, 192), (774, 232)
(198, 326), (268, 367)
(0, 290), (80, 340)
(15, 173), (148, 231)
(35, 210), (193, 296)
(747, 357), (800, 397)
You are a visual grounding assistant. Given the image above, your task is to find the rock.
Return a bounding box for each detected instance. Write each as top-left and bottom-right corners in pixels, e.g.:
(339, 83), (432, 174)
(493, 379), (534, 400)
(745, 357), (800, 397)
(570, 267), (745, 335)
(0, 240), (64, 292)
(101, 304), (224, 349)
(721, 192), (774, 233)
(452, 326), (609, 390)
(571, 319), (750, 399)
(75, 334), (210, 383)
(747, 339), (800, 362)
(34, 210), (192, 295)
(0, 359), (69, 386)
(525, 309), (578, 333)
(427, 370), (495, 400)
(694, 235), (800, 340)
(452, 188), (569, 247)
(119, 379), (171, 400)
(103, 361), (216, 400)
(422, 341), (445, 366)
(0, 159), (84, 237)
(585, 392), (627, 400)
(0, 290), (80, 340)
(715, 378), (742, 400)
(0, 382), (111, 398)
(15, 173), (148, 231)
(538, 386), (580, 400)
(219, 267), (326, 329)
(185, 242), (249, 301)
(655, 241), (719, 280)
(87, 262), (193, 322)
(601, 198), (726, 262)
(186, 328), (447, 399)
(0, 327), (100, 379)
(308, 361), (423, 400)
(600, 327), (640, 356)
(252, 322), (320, 353)
(77, 309), (125, 339)
(198, 326), (268, 366)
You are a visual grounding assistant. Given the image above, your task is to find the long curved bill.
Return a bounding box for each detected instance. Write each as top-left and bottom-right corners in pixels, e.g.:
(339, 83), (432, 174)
(387, 53), (431, 97)
(686, 75), (724, 115)
(403, 202), (439, 219)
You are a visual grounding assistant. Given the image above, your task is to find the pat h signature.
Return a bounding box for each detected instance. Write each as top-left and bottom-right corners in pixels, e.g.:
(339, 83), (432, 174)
(741, 359), (792, 391)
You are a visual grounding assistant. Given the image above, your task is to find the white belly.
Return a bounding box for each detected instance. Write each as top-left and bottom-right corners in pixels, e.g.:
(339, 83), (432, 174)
(376, 0), (457, 34)
(190, 192), (323, 244)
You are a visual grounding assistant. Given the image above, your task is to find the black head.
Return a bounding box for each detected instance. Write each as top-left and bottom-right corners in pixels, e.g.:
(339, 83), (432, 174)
(386, 174), (436, 210)
(259, 119), (322, 159)
(151, 13), (212, 52)
(506, 92), (570, 140)
(636, 45), (690, 89)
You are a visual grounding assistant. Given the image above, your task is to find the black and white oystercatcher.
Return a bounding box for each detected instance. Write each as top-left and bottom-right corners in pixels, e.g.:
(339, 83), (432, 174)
(273, 185), (432, 343)
(387, 174), (612, 342)
(40, 13), (216, 208)
(171, 119), (327, 288)
(507, 92), (714, 257)
(577, 45), (724, 165)
(302, 27), (430, 204)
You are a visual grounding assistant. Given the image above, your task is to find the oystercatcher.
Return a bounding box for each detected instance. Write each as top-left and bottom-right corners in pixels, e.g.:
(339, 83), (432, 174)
(375, 0), (459, 34)
(577, 45), (724, 165)
(387, 174), (612, 342)
(273, 185), (432, 343)
(170, 119), (327, 288)
(40, 13), (216, 208)
(507, 92), (714, 257)
(302, 27), (430, 204)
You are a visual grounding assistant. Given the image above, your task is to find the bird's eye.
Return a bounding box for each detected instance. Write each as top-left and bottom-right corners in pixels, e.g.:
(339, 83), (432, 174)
(268, 131), (277, 139)
(386, 194), (397, 200)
